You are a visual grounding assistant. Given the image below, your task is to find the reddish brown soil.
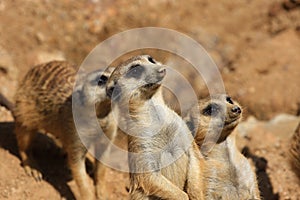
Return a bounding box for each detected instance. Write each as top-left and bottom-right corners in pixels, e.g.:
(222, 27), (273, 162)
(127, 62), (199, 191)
(0, 0), (299, 199)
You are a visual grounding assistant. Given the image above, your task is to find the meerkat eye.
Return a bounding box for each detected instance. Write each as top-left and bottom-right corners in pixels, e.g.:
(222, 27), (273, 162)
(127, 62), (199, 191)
(126, 64), (144, 79)
(226, 96), (234, 104)
(98, 75), (108, 86)
(203, 103), (220, 116)
(148, 56), (156, 64)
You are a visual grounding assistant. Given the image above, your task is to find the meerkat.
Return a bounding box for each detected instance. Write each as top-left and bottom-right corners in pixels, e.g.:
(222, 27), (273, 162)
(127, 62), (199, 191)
(106, 55), (204, 200)
(13, 61), (116, 200)
(290, 122), (300, 178)
(184, 94), (261, 200)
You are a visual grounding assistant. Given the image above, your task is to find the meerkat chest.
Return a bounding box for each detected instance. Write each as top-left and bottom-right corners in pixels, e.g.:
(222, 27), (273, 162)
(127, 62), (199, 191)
(128, 103), (193, 187)
(204, 142), (257, 199)
(161, 152), (189, 189)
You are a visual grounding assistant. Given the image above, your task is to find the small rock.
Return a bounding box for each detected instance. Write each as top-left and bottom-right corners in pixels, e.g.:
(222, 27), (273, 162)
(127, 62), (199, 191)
(268, 113), (298, 125)
(274, 141), (281, 148)
(35, 32), (45, 44)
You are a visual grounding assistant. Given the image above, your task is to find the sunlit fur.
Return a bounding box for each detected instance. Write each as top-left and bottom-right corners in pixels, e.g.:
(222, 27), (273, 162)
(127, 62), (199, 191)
(107, 55), (204, 200)
(13, 61), (116, 200)
(184, 94), (261, 200)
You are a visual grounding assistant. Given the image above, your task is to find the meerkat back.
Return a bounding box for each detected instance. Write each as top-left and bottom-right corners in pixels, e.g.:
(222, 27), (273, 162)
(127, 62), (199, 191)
(290, 122), (300, 177)
(14, 61), (75, 132)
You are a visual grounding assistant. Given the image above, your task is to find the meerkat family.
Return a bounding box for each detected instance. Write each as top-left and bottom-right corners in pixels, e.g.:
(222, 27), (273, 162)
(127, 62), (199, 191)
(184, 95), (261, 200)
(13, 61), (117, 200)
(12, 55), (262, 199)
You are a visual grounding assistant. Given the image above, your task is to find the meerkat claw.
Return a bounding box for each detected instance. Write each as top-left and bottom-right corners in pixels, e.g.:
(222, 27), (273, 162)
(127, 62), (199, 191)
(24, 165), (43, 181)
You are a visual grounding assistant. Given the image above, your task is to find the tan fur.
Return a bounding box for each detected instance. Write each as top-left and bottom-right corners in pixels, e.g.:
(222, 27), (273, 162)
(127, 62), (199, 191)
(0, 92), (14, 111)
(290, 122), (300, 177)
(184, 95), (261, 200)
(13, 61), (116, 200)
(106, 55), (204, 200)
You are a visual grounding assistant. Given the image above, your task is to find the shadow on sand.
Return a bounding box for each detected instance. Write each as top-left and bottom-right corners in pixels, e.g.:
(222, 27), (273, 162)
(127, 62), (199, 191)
(0, 121), (78, 200)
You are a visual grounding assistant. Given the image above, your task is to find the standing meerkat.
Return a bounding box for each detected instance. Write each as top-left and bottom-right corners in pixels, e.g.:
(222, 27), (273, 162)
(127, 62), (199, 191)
(106, 55), (204, 200)
(13, 61), (116, 200)
(290, 122), (300, 178)
(184, 94), (261, 200)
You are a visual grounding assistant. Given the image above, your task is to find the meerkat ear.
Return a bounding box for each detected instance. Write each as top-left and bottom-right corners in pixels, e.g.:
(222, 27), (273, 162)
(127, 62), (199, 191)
(106, 85), (115, 98)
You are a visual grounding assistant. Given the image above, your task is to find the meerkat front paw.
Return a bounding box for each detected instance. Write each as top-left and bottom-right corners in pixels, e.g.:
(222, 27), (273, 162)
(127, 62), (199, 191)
(22, 159), (43, 181)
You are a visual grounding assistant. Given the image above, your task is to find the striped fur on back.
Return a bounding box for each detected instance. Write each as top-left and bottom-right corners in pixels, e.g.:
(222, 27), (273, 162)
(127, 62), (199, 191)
(14, 61), (75, 129)
(290, 122), (300, 177)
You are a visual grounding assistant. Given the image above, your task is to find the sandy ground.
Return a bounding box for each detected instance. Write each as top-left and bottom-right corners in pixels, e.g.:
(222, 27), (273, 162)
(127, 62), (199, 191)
(0, 0), (299, 199)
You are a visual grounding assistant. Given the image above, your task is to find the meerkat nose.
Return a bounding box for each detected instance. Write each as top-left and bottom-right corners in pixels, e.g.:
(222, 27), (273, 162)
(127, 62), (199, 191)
(231, 106), (241, 114)
(157, 68), (166, 76)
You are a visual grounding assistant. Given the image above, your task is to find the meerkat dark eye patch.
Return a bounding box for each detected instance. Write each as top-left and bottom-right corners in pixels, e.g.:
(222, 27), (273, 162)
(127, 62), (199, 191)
(106, 86), (114, 98)
(106, 80), (122, 101)
(203, 103), (220, 116)
(126, 64), (144, 79)
(148, 56), (156, 64)
(98, 75), (108, 86)
(108, 85), (122, 101)
(226, 96), (234, 104)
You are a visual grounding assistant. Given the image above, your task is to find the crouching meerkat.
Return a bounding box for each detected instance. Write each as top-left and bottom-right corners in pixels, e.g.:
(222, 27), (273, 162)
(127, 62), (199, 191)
(290, 122), (300, 178)
(106, 55), (204, 200)
(184, 95), (261, 200)
(13, 61), (117, 200)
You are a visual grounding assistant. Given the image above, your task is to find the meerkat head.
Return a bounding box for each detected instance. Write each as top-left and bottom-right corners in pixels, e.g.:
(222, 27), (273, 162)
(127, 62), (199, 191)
(106, 55), (166, 102)
(77, 67), (114, 118)
(194, 94), (242, 144)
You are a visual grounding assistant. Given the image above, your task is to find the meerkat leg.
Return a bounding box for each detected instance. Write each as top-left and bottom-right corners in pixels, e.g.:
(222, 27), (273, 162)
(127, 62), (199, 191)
(94, 141), (111, 200)
(94, 161), (107, 200)
(15, 123), (43, 181)
(67, 145), (95, 200)
(94, 126), (117, 199)
(186, 148), (204, 200)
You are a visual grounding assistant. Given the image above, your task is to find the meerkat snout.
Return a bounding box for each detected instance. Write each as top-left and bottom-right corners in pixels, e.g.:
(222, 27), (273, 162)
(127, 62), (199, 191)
(231, 105), (241, 114)
(147, 66), (166, 85)
(157, 67), (166, 76)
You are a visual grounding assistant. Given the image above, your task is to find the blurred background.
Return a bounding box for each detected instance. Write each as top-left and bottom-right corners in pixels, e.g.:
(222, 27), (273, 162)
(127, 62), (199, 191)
(0, 0), (299, 199)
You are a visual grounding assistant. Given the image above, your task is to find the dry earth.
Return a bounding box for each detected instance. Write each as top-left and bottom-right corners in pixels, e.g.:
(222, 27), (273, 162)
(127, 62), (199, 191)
(0, 0), (299, 199)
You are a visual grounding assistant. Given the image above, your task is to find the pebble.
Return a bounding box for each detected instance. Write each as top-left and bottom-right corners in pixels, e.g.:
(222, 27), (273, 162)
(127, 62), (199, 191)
(35, 32), (45, 44)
